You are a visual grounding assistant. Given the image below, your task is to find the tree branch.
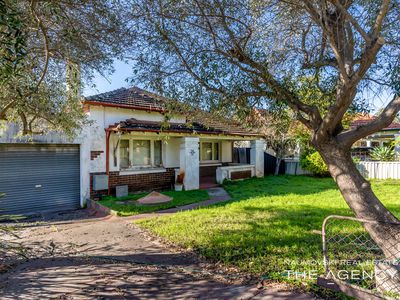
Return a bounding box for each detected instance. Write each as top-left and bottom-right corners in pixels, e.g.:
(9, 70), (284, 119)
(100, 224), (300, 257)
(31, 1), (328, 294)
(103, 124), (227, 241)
(328, 0), (371, 43)
(337, 95), (400, 146)
(0, 100), (18, 120)
(30, 0), (50, 93)
(373, 0), (391, 37)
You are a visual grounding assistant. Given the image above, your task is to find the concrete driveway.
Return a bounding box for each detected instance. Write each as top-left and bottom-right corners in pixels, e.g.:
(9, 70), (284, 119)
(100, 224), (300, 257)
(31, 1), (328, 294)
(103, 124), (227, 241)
(0, 210), (316, 299)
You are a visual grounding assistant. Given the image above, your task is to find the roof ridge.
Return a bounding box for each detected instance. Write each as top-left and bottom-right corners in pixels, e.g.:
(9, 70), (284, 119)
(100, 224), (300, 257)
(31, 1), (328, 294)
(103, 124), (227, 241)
(85, 87), (127, 100)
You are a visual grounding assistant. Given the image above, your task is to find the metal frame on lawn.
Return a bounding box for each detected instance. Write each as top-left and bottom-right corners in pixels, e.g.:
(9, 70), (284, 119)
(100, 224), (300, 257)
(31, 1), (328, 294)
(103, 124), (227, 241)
(318, 215), (400, 300)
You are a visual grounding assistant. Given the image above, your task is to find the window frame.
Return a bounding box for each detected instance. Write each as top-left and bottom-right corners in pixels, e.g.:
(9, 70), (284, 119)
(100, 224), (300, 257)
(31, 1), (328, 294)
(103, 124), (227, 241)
(200, 140), (221, 163)
(119, 137), (163, 170)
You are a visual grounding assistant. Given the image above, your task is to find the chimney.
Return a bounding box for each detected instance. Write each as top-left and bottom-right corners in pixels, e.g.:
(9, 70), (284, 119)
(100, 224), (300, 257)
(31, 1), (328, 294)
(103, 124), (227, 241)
(66, 60), (81, 101)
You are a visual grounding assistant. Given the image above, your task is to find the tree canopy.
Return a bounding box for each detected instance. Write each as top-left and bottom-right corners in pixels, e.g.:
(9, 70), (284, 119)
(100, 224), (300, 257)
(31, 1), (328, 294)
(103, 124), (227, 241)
(127, 0), (399, 142)
(125, 0), (400, 258)
(0, 0), (131, 136)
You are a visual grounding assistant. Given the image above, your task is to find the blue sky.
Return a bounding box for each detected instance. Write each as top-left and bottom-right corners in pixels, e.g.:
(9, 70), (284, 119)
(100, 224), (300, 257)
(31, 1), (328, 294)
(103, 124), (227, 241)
(83, 60), (391, 112)
(83, 60), (133, 96)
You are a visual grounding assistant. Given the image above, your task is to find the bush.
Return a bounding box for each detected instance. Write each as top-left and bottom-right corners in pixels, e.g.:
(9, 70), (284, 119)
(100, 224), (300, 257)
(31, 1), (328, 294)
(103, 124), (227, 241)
(370, 146), (395, 161)
(300, 151), (329, 176)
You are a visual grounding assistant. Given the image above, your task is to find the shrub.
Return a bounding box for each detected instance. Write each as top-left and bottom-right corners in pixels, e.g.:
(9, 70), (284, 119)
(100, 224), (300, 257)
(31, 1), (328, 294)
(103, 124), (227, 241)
(370, 146), (395, 161)
(300, 151), (329, 176)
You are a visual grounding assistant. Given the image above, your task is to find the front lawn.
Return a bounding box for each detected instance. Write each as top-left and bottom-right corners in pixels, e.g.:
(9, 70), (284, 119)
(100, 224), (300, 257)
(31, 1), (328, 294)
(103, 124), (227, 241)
(134, 176), (400, 279)
(99, 189), (209, 216)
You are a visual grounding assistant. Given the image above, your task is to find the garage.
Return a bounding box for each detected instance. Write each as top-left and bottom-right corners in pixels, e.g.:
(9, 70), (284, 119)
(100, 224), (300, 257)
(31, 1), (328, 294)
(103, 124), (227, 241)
(0, 144), (81, 215)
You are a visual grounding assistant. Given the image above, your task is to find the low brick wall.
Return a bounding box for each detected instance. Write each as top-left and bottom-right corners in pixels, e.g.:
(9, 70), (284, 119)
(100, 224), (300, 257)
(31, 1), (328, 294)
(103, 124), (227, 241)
(231, 170), (252, 180)
(200, 165), (218, 177)
(90, 168), (175, 197)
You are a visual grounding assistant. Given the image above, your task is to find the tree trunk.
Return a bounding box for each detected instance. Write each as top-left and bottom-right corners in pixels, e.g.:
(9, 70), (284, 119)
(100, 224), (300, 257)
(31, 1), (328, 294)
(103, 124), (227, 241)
(318, 141), (400, 260)
(275, 157), (282, 175)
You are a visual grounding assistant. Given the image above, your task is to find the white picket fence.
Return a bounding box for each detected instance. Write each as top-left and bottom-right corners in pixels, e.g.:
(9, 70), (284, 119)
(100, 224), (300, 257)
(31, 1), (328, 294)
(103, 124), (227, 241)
(284, 159), (400, 179)
(356, 161), (400, 179)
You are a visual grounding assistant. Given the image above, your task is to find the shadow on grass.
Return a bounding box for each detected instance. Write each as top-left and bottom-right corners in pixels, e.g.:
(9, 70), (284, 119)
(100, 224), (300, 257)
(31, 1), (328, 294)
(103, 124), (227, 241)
(137, 175), (400, 277)
(220, 175), (338, 205)
(182, 205), (351, 274)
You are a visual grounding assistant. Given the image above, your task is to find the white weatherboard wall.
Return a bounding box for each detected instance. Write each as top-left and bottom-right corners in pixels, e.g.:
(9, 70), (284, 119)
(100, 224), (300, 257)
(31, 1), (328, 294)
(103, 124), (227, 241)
(88, 105), (243, 173)
(87, 106), (186, 173)
(163, 138), (180, 168)
(356, 161), (400, 179)
(221, 141), (232, 163)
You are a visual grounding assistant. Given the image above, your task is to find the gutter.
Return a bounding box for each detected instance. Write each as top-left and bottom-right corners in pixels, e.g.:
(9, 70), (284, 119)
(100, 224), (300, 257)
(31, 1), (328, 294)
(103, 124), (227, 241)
(107, 127), (262, 138)
(83, 100), (165, 113)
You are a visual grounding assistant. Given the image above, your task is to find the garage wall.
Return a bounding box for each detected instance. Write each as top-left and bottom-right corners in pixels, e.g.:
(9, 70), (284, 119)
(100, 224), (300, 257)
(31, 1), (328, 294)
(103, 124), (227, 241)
(0, 144), (81, 214)
(0, 122), (90, 207)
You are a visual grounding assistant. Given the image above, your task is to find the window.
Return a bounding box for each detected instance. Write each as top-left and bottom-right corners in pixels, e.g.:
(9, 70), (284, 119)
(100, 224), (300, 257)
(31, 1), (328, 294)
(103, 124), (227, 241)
(119, 140), (130, 168)
(354, 140), (367, 147)
(201, 142), (213, 161)
(213, 142), (219, 161)
(200, 141), (220, 162)
(131, 140), (150, 166)
(119, 139), (163, 170)
(154, 140), (162, 166)
(371, 141), (380, 147)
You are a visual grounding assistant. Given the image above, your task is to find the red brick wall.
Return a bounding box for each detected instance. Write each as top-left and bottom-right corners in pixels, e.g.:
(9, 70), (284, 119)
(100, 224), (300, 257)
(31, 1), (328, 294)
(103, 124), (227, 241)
(90, 151), (103, 160)
(199, 163), (229, 178)
(90, 168), (176, 197)
(199, 165), (218, 178)
(231, 170), (252, 180)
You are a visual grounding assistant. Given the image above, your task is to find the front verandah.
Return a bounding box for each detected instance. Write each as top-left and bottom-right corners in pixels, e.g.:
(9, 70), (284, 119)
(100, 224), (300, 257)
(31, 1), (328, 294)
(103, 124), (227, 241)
(180, 137), (265, 190)
(104, 129), (264, 193)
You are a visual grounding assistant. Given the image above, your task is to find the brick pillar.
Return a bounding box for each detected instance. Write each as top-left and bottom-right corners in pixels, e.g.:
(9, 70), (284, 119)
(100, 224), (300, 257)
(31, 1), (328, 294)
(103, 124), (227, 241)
(180, 137), (200, 190)
(251, 139), (265, 177)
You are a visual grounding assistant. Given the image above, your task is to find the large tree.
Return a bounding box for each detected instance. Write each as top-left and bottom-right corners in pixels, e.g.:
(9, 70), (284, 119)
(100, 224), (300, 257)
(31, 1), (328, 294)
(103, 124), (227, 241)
(126, 0), (400, 258)
(0, 0), (130, 136)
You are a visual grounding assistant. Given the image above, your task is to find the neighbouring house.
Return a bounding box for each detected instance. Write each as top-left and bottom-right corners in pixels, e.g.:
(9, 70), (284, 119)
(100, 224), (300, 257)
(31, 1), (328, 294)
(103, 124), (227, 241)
(0, 87), (265, 215)
(350, 115), (400, 160)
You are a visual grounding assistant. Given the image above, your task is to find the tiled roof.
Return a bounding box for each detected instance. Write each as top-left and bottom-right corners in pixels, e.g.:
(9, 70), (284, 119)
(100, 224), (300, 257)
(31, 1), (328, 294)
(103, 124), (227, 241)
(189, 111), (259, 136)
(350, 115), (400, 131)
(108, 118), (260, 136)
(109, 118), (221, 134)
(86, 87), (261, 137)
(84, 87), (166, 111)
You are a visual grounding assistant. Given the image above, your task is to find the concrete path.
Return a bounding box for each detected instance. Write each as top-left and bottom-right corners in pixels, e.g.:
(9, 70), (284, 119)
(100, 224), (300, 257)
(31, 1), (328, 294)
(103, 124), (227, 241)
(158, 187), (231, 213)
(0, 194), (317, 299)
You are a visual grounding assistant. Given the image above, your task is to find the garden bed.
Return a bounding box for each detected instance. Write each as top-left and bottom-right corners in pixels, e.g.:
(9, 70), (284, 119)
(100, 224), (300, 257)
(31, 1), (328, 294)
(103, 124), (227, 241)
(98, 190), (209, 216)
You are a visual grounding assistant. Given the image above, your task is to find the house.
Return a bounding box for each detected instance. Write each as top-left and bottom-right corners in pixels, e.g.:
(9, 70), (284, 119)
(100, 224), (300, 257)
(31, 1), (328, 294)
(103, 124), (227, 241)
(350, 115), (400, 160)
(0, 87), (265, 215)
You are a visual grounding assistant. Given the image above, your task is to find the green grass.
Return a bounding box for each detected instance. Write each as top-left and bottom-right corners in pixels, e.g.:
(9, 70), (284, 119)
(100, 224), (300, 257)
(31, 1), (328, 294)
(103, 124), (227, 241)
(99, 189), (209, 216)
(134, 176), (400, 280)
